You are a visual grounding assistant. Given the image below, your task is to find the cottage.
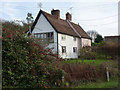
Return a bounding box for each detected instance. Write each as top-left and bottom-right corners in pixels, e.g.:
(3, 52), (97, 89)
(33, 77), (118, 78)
(28, 9), (91, 59)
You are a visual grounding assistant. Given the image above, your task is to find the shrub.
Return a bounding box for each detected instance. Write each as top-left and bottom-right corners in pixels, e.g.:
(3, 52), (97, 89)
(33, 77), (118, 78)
(2, 22), (64, 88)
(62, 63), (98, 82)
(80, 42), (119, 60)
(62, 62), (118, 84)
(80, 47), (97, 60)
(96, 44), (119, 60)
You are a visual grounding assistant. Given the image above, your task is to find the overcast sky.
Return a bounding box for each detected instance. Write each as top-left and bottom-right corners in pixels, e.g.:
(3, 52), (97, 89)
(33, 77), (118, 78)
(0, 0), (119, 37)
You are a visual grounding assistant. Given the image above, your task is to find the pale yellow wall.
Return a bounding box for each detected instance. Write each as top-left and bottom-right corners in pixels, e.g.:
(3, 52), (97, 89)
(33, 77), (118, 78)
(81, 38), (91, 47)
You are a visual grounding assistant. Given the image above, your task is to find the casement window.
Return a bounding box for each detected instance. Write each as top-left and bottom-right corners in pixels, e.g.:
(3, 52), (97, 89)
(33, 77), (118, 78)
(47, 32), (53, 40)
(73, 37), (76, 41)
(62, 46), (66, 53)
(34, 32), (54, 42)
(73, 47), (77, 53)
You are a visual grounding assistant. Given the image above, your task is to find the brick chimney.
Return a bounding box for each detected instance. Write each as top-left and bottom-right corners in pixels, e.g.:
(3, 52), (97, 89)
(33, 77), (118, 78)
(51, 9), (60, 19)
(66, 12), (72, 21)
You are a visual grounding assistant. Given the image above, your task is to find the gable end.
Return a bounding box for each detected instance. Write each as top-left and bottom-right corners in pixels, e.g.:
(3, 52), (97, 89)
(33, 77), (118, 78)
(30, 10), (58, 34)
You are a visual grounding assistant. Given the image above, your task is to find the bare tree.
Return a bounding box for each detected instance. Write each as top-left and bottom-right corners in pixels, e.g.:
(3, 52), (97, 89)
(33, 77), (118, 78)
(26, 13), (34, 25)
(87, 30), (98, 42)
(26, 13), (34, 34)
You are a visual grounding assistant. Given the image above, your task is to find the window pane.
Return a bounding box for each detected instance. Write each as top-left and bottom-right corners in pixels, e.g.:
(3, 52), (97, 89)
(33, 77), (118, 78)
(73, 47), (77, 53)
(62, 46), (66, 53)
(41, 34), (43, 38)
(38, 34), (40, 38)
(51, 32), (53, 37)
(48, 33), (50, 37)
(44, 34), (47, 38)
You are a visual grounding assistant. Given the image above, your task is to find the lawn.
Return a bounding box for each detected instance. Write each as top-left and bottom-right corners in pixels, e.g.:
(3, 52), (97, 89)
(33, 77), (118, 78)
(63, 59), (113, 66)
(62, 59), (106, 63)
(62, 59), (118, 68)
(76, 78), (118, 88)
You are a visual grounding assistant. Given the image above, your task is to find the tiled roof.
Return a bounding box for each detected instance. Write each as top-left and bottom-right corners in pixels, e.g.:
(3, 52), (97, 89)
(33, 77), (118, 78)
(43, 11), (78, 37)
(70, 22), (90, 38)
(31, 10), (91, 39)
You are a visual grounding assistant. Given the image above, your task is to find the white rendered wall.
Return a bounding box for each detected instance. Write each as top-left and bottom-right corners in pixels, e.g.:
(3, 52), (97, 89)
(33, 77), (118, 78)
(81, 38), (91, 47)
(32, 13), (58, 53)
(58, 33), (78, 59)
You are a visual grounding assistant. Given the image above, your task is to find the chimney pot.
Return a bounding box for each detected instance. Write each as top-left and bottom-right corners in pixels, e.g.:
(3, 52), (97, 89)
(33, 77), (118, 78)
(51, 9), (60, 19)
(66, 12), (72, 21)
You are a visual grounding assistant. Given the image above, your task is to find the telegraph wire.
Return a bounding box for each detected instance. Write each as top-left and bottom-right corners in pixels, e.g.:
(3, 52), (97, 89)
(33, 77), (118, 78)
(72, 14), (118, 21)
(1, 2), (118, 27)
(79, 20), (118, 27)
(62, 14), (118, 22)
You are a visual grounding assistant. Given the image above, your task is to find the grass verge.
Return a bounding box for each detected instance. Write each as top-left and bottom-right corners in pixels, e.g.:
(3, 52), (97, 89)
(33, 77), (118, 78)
(76, 78), (118, 88)
(62, 59), (117, 68)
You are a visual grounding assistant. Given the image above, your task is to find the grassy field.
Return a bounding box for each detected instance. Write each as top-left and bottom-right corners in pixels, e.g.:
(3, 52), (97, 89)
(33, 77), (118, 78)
(62, 59), (117, 67)
(76, 79), (118, 88)
(62, 59), (106, 64)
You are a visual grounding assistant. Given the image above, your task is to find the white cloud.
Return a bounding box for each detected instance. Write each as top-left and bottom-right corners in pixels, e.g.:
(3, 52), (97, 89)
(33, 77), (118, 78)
(0, 2), (39, 21)
(0, 2), (22, 20)
(68, 2), (118, 37)
(0, 1), (118, 37)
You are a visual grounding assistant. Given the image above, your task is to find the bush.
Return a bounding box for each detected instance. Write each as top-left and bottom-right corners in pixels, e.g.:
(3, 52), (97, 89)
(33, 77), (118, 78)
(62, 62), (118, 86)
(96, 44), (119, 60)
(80, 47), (97, 60)
(80, 42), (119, 60)
(62, 63), (98, 82)
(2, 22), (64, 88)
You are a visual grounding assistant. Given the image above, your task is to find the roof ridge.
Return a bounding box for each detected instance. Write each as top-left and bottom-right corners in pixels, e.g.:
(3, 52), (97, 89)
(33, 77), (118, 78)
(42, 10), (78, 25)
(70, 21), (91, 39)
(66, 20), (81, 38)
(77, 24), (90, 38)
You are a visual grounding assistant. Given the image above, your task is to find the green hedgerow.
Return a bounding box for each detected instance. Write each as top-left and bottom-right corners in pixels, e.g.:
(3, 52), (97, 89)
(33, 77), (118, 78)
(2, 22), (64, 88)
